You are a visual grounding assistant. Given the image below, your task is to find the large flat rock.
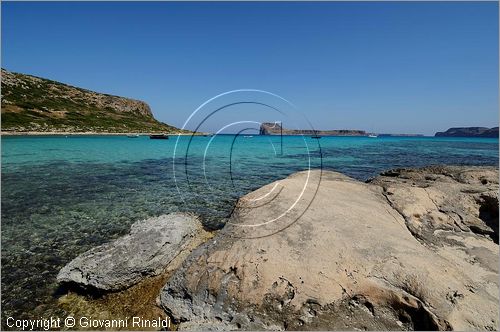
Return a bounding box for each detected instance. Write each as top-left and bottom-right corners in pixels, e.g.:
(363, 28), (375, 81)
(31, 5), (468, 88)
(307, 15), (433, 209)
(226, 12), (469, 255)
(369, 165), (499, 247)
(160, 167), (498, 330)
(57, 213), (204, 291)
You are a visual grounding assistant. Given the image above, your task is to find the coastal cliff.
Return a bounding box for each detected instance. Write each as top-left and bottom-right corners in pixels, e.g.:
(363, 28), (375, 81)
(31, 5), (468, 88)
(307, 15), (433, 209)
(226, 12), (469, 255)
(1, 69), (183, 133)
(259, 122), (366, 136)
(435, 127), (499, 138)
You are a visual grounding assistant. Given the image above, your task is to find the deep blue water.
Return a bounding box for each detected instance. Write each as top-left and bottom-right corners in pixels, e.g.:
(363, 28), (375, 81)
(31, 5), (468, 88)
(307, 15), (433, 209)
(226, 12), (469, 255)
(1, 134), (498, 321)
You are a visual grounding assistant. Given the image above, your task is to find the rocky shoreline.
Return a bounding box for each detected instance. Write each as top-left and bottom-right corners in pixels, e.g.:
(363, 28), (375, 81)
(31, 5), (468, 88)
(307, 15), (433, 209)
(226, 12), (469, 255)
(57, 166), (499, 331)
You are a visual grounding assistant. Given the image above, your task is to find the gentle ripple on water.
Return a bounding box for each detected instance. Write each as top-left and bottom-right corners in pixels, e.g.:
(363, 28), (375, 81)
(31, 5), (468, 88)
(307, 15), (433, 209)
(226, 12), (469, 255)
(1, 135), (498, 324)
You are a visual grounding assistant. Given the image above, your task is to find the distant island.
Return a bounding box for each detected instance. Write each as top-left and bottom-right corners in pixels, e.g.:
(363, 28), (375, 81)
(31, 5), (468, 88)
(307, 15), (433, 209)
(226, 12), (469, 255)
(259, 122), (366, 136)
(378, 133), (425, 137)
(435, 127), (499, 138)
(259, 122), (424, 137)
(1, 69), (186, 134)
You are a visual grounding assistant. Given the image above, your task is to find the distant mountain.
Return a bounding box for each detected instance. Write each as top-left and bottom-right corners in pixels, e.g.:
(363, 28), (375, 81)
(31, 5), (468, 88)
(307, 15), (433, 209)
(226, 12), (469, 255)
(259, 122), (366, 136)
(435, 127), (499, 138)
(1, 69), (185, 133)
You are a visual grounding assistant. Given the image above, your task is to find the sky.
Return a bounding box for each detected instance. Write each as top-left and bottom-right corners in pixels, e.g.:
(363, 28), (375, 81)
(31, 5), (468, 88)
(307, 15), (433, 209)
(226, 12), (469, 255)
(2, 1), (498, 135)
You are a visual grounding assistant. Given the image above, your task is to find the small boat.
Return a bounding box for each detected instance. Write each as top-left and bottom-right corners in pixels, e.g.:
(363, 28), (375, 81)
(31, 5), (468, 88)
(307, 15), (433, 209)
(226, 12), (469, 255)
(311, 130), (322, 139)
(127, 134), (139, 138)
(149, 134), (169, 140)
(243, 135), (253, 138)
(368, 134), (378, 138)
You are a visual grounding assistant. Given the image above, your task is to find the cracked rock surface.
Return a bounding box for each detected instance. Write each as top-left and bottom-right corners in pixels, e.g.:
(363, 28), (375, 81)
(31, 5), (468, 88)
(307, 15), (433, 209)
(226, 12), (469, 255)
(57, 213), (204, 292)
(160, 167), (498, 330)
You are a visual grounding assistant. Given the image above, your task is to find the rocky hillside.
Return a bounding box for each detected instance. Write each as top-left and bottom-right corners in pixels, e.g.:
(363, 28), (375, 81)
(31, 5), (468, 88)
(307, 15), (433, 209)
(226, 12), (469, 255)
(435, 127), (499, 138)
(1, 69), (183, 133)
(259, 122), (366, 136)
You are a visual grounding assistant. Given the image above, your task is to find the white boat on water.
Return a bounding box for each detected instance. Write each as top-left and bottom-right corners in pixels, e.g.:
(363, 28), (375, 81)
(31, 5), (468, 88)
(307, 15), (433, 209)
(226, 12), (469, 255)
(368, 134), (378, 138)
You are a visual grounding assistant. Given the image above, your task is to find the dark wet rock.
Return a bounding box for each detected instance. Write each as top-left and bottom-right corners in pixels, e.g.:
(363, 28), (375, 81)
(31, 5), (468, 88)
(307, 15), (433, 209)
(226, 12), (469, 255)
(160, 167), (498, 331)
(57, 213), (205, 292)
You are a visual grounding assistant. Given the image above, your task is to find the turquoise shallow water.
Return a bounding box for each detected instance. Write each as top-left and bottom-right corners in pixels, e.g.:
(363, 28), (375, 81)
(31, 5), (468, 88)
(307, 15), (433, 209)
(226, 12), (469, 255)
(1, 135), (498, 322)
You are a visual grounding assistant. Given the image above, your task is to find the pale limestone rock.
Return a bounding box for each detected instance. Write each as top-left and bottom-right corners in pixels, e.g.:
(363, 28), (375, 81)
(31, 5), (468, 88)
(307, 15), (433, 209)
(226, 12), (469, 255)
(57, 213), (205, 291)
(160, 167), (498, 331)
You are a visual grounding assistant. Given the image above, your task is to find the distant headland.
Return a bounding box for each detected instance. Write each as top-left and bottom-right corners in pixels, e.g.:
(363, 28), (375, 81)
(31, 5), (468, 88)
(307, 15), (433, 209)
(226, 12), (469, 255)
(435, 127), (499, 138)
(1, 69), (187, 134)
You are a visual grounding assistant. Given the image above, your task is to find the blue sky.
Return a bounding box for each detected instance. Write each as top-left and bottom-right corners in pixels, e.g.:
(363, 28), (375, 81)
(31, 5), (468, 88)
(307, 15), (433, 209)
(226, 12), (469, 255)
(2, 1), (498, 135)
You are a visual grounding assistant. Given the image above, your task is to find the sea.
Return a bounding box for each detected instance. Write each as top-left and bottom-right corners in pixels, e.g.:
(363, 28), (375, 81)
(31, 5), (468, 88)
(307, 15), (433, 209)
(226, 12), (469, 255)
(1, 134), (498, 322)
